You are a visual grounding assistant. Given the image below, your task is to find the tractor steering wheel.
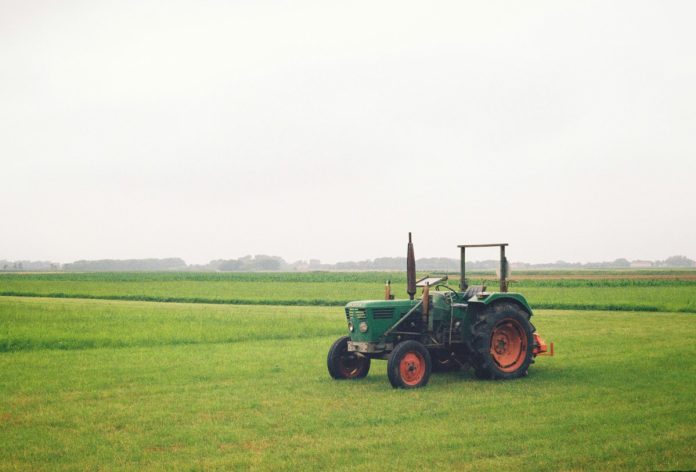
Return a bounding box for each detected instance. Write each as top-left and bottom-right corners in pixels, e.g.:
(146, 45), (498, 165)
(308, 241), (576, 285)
(436, 284), (458, 295)
(436, 285), (459, 304)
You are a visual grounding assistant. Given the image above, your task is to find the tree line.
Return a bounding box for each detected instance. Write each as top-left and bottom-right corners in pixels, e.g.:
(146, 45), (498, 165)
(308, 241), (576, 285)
(1, 255), (694, 272)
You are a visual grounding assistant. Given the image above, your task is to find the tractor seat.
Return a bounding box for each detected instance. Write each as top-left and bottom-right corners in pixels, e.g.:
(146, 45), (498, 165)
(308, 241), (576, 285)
(462, 285), (486, 300)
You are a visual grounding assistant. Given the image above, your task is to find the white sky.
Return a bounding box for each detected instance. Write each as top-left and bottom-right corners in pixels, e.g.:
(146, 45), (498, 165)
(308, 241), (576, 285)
(1, 0), (695, 264)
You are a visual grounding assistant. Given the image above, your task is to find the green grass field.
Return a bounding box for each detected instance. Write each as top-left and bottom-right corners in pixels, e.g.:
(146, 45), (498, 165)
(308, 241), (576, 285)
(1, 272), (695, 470)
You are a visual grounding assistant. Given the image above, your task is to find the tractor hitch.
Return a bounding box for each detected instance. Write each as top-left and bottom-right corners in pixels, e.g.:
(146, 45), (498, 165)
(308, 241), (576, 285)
(533, 333), (554, 356)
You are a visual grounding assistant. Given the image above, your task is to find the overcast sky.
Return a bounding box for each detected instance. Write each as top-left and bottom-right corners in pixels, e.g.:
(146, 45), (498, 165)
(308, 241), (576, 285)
(1, 0), (694, 264)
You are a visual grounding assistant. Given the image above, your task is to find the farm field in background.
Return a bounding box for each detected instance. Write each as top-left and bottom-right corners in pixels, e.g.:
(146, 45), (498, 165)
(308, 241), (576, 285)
(2, 270), (696, 313)
(1, 296), (695, 470)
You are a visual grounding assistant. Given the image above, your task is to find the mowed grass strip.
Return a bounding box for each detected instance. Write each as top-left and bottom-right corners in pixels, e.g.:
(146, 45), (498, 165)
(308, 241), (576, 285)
(0, 297), (341, 352)
(0, 297), (695, 470)
(0, 279), (381, 307)
(2, 272), (696, 312)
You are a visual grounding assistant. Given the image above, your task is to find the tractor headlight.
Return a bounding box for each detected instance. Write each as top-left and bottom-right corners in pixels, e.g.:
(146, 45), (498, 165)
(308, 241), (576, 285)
(348, 321), (354, 332)
(359, 322), (368, 333)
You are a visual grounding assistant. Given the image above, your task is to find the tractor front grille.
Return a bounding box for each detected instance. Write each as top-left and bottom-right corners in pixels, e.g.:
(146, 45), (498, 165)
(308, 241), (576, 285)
(372, 308), (395, 319)
(348, 307), (366, 319)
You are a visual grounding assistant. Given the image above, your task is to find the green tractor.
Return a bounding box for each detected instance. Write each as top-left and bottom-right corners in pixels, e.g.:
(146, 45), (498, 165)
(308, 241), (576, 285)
(327, 234), (551, 388)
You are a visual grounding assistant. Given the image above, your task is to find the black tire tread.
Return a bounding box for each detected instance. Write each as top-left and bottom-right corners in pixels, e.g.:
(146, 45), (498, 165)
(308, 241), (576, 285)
(468, 302), (535, 380)
(327, 336), (370, 380)
(387, 340), (432, 389)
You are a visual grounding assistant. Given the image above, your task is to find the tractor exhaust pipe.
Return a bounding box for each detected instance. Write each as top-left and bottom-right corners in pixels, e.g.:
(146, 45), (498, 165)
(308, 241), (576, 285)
(407, 232), (416, 300)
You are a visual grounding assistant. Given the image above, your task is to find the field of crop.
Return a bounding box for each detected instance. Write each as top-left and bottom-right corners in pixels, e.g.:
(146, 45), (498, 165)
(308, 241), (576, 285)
(1, 272), (695, 470)
(2, 271), (696, 313)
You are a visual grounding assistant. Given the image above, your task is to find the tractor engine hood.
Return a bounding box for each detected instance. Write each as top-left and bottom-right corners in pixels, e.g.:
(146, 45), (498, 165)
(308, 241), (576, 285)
(345, 299), (419, 310)
(345, 299), (421, 343)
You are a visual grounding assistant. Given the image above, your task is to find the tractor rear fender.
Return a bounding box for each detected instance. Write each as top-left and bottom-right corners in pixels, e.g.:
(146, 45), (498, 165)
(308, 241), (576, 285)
(469, 292), (533, 316)
(464, 293), (535, 334)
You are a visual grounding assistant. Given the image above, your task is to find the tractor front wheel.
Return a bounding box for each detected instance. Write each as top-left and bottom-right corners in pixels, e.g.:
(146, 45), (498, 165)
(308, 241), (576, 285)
(327, 336), (370, 380)
(388, 340), (432, 388)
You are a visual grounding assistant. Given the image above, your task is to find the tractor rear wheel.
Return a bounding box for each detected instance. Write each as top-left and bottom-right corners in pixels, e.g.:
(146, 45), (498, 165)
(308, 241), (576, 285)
(469, 303), (535, 380)
(388, 340), (432, 388)
(327, 336), (370, 380)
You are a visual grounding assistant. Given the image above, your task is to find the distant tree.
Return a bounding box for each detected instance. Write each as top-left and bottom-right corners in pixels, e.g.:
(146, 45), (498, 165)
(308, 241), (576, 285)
(254, 257), (281, 271)
(218, 259), (245, 271)
(217, 255), (287, 271)
(418, 257), (459, 271)
(64, 258), (186, 272)
(335, 261), (360, 270)
(613, 258), (631, 268)
(663, 255), (695, 267)
(373, 257), (405, 270)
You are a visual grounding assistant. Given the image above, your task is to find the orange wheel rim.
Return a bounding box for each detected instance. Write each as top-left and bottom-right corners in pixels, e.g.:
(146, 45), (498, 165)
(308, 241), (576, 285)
(490, 318), (527, 373)
(399, 352), (426, 386)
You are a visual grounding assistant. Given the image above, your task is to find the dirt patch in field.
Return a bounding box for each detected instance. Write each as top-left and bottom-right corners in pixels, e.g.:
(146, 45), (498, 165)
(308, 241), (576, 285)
(240, 440), (271, 453)
(0, 412), (15, 424)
